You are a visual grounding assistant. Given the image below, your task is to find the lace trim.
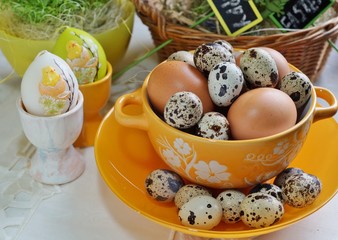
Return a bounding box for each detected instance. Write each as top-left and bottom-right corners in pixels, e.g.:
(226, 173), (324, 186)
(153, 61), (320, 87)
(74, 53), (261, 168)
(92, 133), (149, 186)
(0, 134), (60, 240)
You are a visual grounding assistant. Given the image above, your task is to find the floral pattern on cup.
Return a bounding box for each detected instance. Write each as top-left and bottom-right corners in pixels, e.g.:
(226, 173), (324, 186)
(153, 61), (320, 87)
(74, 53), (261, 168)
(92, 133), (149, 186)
(244, 122), (309, 167)
(244, 171), (279, 187)
(243, 121), (311, 185)
(157, 120), (310, 187)
(158, 137), (232, 187)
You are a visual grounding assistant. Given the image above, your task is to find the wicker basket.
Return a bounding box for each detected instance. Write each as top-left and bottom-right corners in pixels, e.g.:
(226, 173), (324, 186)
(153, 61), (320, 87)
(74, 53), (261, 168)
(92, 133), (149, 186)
(133, 0), (338, 82)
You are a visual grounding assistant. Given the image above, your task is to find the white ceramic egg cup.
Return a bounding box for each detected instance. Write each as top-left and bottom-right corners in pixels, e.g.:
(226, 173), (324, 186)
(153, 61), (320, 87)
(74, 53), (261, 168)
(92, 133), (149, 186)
(17, 92), (85, 185)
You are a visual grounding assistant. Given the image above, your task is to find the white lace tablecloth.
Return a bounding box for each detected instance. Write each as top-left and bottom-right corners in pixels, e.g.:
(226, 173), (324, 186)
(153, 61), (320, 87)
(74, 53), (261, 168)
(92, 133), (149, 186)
(0, 15), (337, 240)
(0, 56), (60, 239)
(0, 134), (60, 240)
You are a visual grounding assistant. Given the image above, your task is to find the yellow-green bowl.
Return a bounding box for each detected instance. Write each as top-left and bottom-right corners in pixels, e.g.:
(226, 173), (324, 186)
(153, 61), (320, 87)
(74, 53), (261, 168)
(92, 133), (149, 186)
(0, 0), (134, 77)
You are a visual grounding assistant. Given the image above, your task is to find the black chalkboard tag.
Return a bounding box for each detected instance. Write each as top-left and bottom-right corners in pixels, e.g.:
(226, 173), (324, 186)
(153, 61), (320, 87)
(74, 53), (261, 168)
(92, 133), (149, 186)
(207, 0), (263, 36)
(269, 0), (335, 29)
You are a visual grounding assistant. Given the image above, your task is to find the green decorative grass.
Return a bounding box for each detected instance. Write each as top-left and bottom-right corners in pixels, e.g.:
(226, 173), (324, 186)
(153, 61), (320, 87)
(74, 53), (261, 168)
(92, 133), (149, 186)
(0, 0), (127, 40)
(0, 0), (107, 24)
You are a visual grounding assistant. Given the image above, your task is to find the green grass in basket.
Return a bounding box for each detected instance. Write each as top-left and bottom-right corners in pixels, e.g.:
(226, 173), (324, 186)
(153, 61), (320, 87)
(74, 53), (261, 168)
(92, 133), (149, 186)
(0, 0), (126, 40)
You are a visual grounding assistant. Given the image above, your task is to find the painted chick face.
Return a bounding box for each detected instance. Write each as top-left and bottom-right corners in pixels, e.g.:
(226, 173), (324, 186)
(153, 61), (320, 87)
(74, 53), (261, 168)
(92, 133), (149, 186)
(38, 66), (71, 115)
(66, 40), (98, 84)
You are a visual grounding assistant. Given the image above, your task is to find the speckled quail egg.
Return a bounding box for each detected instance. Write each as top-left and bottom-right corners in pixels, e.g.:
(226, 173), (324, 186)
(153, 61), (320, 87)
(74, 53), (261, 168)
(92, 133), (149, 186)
(167, 51), (195, 66)
(216, 190), (245, 224)
(282, 173), (322, 208)
(249, 183), (284, 203)
(208, 61), (244, 107)
(194, 42), (235, 75)
(259, 47), (291, 81)
(213, 39), (234, 54)
(240, 192), (284, 228)
(174, 184), (211, 209)
(147, 61), (214, 115)
(21, 50), (79, 117)
(279, 71), (312, 109)
(240, 48), (279, 88)
(164, 91), (203, 129)
(145, 169), (184, 202)
(273, 167), (304, 188)
(196, 112), (231, 140)
(178, 195), (222, 230)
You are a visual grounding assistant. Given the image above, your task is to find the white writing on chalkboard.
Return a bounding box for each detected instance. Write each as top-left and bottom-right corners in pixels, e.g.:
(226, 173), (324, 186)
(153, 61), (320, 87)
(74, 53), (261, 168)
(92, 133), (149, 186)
(278, 0), (325, 28)
(207, 0), (262, 35)
(221, 0), (252, 28)
(221, 0), (241, 8)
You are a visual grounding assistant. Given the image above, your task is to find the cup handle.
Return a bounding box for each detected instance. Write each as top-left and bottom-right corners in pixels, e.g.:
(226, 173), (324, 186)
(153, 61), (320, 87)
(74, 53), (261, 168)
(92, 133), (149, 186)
(114, 88), (149, 131)
(313, 86), (338, 123)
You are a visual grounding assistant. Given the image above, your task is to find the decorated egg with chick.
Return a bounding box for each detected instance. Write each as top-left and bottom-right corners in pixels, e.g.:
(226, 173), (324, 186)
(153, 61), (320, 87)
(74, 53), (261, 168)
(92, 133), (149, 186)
(21, 50), (79, 117)
(53, 27), (107, 84)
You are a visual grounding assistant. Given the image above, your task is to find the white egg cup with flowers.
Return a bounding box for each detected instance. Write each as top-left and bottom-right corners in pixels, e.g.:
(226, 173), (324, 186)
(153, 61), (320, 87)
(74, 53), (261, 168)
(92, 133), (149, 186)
(17, 51), (85, 185)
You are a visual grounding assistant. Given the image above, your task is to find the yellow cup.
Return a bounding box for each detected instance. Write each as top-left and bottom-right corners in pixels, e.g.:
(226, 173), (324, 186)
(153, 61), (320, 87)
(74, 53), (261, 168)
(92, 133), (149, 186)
(74, 62), (113, 147)
(114, 65), (337, 189)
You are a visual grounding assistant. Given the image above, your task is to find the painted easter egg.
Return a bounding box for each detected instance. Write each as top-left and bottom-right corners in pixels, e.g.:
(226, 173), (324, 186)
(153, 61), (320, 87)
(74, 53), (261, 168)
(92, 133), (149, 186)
(53, 27), (107, 84)
(21, 50), (79, 116)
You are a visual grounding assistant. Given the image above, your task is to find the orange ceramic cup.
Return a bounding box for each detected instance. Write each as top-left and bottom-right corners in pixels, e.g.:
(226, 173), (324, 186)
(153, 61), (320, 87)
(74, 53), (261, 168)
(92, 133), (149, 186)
(114, 65), (337, 189)
(74, 62), (113, 147)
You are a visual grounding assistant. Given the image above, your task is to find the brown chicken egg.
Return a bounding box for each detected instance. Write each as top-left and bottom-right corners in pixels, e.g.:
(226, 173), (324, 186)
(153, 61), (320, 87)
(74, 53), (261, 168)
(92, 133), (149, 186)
(227, 88), (297, 140)
(147, 60), (214, 114)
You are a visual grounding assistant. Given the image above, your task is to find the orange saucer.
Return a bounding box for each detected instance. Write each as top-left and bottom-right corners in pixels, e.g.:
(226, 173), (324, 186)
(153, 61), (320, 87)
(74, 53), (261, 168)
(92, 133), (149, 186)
(94, 104), (338, 239)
